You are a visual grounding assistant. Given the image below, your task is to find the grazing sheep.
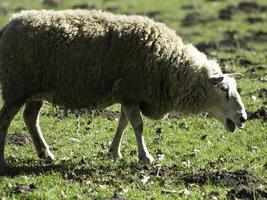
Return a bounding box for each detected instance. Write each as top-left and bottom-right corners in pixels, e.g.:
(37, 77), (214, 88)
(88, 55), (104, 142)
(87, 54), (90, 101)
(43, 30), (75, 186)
(0, 10), (247, 174)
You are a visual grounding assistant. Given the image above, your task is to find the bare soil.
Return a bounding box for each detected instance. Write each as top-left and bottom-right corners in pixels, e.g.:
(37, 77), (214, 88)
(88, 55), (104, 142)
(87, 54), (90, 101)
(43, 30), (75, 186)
(181, 170), (263, 187)
(6, 132), (31, 146)
(181, 12), (215, 26)
(72, 3), (96, 10)
(218, 1), (267, 20)
(227, 185), (267, 199)
(247, 107), (267, 121)
(11, 183), (38, 194)
(181, 170), (267, 199)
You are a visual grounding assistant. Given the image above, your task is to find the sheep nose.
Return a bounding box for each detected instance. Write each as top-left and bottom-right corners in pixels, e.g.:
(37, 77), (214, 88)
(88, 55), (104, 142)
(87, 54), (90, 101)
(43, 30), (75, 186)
(240, 116), (246, 123)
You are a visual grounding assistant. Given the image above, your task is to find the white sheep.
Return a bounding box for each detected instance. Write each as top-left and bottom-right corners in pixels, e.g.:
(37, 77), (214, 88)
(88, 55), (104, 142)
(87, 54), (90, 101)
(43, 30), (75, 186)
(0, 10), (247, 174)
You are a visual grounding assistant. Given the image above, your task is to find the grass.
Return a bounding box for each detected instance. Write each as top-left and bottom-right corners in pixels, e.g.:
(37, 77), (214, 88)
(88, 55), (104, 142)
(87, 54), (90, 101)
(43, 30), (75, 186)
(0, 0), (266, 199)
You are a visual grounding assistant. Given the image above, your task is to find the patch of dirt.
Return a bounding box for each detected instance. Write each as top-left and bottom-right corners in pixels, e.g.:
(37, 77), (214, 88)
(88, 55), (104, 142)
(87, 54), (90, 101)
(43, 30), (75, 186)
(218, 2), (267, 20)
(258, 88), (267, 98)
(195, 41), (217, 52)
(123, 166), (266, 197)
(42, 0), (60, 7)
(104, 6), (119, 13)
(11, 184), (38, 194)
(195, 30), (267, 53)
(239, 58), (255, 68)
(246, 65), (267, 74)
(144, 11), (162, 18)
(246, 16), (265, 24)
(218, 6), (236, 20)
(247, 107), (267, 121)
(72, 3), (96, 10)
(181, 170), (262, 187)
(220, 31), (247, 50)
(90, 109), (120, 120)
(181, 12), (214, 26)
(181, 170), (267, 200)
(249, 31), (267, 42)
(237, 2), (267, 13)
(7, 132), (31, 146)
(153, 127), (162, 144)
(181, 4), (200, 10)
(227, 185), (267, 199)
(196, 31), (248, 53)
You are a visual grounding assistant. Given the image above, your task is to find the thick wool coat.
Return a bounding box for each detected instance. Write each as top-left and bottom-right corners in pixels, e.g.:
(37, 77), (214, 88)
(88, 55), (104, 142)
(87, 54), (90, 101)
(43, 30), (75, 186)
(0, 10), (221, 119)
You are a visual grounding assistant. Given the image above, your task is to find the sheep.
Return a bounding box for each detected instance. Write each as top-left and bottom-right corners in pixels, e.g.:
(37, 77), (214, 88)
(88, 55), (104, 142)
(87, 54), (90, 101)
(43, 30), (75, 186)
(0, 10), (247, 174)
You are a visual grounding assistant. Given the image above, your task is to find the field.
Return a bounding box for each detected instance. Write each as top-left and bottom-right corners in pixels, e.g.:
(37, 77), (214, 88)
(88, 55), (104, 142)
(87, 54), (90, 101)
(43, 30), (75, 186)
(0, 0), (266, 199)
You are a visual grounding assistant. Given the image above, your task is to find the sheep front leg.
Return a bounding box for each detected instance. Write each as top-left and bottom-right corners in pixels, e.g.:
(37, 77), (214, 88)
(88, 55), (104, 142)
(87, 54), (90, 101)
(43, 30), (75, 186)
(109, 106), (129, 159)
(0, 103), (22, 174)
(123, 103), (154, 163)
(23, 101), (54, 160)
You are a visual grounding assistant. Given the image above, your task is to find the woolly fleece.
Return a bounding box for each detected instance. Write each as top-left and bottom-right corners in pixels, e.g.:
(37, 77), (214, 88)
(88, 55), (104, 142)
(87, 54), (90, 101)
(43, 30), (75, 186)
(0, 10), (222, 119)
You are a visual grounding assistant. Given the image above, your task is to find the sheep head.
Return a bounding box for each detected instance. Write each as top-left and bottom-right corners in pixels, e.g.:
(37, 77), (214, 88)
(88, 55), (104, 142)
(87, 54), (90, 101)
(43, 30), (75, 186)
(206, 74), (247, 132)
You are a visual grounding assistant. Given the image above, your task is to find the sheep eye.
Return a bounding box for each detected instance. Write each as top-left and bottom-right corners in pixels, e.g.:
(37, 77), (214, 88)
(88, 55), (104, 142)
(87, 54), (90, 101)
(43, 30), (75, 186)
(221, 87), (230, 100)
(221, 87), (228, 92)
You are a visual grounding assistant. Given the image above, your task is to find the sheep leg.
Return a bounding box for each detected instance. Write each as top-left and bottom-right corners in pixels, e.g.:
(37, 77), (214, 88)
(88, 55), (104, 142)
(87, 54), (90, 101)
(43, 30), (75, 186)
(23, 101), (55, 160)
(0, 103), (22, 174)
(109, 106), (129, 159)
(123, 103), (154, 163)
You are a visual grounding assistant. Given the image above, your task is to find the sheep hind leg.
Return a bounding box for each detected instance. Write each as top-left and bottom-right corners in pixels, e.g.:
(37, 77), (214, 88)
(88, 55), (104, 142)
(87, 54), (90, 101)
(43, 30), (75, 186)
(0, 102), (23, 174)
(109, 106), (129, 159)
(122, 103), (154, 163)
(23, 101), (54, 160)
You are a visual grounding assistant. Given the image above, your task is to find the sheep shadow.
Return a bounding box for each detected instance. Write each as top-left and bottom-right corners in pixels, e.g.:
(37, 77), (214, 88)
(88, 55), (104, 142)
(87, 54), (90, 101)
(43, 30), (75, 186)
(3, 158), (264, 186)
(4, 160), (77, 177)
(3, 157), (267, 199)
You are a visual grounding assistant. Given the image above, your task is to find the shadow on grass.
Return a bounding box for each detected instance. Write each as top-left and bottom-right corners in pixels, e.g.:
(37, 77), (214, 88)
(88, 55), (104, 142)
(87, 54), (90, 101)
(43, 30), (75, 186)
(3, 157), (267, 199)
(5, 164), (63, 177)
(4, 158), (264, 186)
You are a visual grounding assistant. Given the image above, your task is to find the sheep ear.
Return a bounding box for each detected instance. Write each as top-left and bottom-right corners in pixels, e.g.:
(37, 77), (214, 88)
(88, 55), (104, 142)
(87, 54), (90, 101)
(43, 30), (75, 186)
(225, 73), (243, 80)
(208, 76), (224, 86)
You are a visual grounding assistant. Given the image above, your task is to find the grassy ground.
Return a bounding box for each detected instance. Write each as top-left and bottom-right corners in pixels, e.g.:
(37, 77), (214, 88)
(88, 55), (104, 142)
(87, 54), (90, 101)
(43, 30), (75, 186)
(0, 0), (266, 199)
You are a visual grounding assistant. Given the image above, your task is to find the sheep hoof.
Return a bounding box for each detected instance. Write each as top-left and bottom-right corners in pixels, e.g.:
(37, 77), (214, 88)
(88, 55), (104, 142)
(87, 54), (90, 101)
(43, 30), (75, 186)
(139, 153), (154, 163)
(38, 149), (55, 161)
(0, 160), (6, 175)
(109, 148), (122, 160)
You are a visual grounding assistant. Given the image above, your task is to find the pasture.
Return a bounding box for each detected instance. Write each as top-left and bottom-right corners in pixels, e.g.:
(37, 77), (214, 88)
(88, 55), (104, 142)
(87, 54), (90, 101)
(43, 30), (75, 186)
(0, 0), (266, 199)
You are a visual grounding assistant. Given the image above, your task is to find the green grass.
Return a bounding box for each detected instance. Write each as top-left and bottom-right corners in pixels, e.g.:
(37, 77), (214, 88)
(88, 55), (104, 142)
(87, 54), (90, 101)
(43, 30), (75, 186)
(0, 0), (266, 199)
